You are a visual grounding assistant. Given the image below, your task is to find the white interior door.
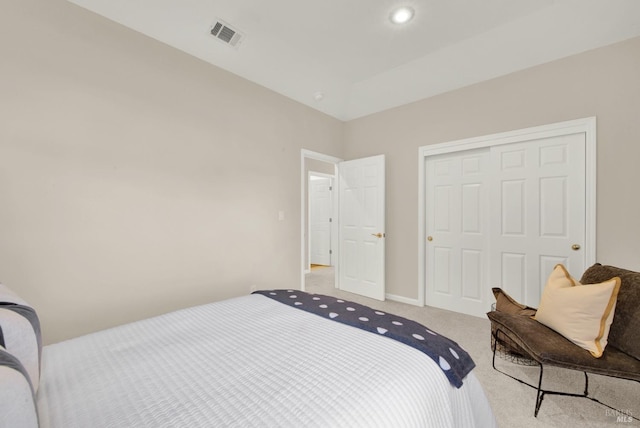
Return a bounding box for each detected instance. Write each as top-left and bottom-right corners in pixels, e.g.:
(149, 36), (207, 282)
(309, 176), (332, 266)
(339, 155), (385, 300)
(425, 148), (491, 315)
(489, 133), (586, 307)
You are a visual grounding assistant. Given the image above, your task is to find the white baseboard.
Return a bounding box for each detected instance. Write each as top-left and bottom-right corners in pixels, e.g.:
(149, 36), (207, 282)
(385, 293), (422, 307)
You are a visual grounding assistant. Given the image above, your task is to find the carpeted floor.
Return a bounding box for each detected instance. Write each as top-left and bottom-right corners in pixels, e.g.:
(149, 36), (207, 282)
(305, 266), (639, 427)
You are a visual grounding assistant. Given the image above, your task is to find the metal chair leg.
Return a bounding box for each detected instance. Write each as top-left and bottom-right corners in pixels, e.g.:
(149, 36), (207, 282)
(490, 326), (638, 417)
(534, 365), (545, 417)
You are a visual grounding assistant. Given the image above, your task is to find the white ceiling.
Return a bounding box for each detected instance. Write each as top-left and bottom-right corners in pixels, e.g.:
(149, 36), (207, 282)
(67, 0), (640, 121)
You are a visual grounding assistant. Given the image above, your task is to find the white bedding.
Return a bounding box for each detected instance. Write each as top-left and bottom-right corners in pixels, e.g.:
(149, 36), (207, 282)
(37, 294), (496, 427)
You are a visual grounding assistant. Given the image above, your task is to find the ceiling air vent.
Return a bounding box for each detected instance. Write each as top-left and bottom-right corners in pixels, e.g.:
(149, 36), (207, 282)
(210, 19), (244, 48)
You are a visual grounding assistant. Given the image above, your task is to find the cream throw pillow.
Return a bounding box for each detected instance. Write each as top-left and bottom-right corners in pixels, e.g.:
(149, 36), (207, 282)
(535, 264), (621, 358)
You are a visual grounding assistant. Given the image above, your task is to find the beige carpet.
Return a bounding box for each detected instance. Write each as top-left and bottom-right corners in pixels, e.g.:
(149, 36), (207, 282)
(305, 267), (639, 427)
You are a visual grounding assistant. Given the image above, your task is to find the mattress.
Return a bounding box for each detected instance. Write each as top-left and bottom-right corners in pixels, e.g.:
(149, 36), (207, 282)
(37, 293), (496, 427)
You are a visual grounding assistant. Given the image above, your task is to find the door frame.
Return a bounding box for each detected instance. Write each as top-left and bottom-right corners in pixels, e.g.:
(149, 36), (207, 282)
(301, 149), (342, 291)
(417, 117), (597, 306)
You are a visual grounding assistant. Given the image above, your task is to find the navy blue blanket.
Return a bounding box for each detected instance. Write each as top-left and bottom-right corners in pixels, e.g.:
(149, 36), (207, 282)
(253, 289), (475, 388)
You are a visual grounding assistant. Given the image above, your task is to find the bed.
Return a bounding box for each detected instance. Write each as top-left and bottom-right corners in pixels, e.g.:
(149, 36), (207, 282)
(2, 284), (496, 427)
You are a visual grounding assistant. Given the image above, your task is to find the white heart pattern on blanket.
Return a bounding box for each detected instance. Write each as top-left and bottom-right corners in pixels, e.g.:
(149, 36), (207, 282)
(439, 356), (451, 371)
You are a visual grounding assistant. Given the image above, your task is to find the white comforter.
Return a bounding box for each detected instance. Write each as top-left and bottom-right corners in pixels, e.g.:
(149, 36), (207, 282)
(37, 294), (496, 427)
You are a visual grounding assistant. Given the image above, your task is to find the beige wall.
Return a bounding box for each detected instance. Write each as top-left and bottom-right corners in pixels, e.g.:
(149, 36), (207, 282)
(3, 0), (639, 343)
(0, 0), (343, 344)
(344, 36), (640, 300)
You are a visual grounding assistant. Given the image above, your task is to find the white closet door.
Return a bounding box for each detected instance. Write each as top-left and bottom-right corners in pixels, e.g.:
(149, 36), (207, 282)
(425, 131), (587, 316)
(425, 148), (491, 316)
(489, 133), (586, 307)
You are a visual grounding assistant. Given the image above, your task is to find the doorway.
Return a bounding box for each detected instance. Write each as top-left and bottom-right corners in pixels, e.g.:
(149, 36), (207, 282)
(309, 173), (334, 267)
(301, 150), (341, 292)
(301, 150), (387, 300)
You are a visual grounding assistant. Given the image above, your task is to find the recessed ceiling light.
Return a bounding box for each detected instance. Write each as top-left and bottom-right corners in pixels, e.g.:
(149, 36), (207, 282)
(390, 6), (414, 24)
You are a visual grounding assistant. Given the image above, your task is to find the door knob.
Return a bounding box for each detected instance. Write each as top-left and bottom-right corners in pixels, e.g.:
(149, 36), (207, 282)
(571, 244), (581, 251)
(371, 233), (385, 238)
(427, 236), (433, 241)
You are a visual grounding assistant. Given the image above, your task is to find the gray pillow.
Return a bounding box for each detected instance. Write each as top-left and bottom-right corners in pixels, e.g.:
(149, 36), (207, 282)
(0, 345), (39, 428)
(0, 283), (42, 392)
